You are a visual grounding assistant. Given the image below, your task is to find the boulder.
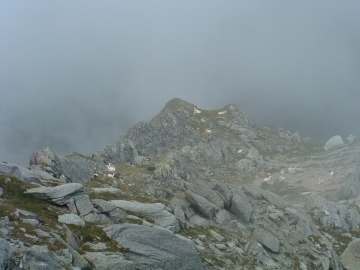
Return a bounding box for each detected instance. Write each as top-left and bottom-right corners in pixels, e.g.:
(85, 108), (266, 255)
(174, 207), (186, 228)
(189, 215), (210, 227)
(58, 214), (85, 226)
(253, 228), (280, 253)
(260, 190), (289, 208)
(109, 200), (179, 232)
(188, 181), (225, 208)
(348, 209), (360, 230)
(0, 161), (43, 185)
(74, 195), (94, 216)
(324, 135), (344, 151)
(243, 184), (264, 200)
(185, 190), (219, 219)
(92, 199), (127, 223)
(212, 180), (233, 208)
(215, 209), (232, 225)
(340, 238), (360, 270)
(25, 183), (100, 218)
(25, 183), (85, 202)
(22, 245), (64, 270)
(104, 224), (204, 270)
(230, 189), (253, 223)
(248, 241), (279, 269)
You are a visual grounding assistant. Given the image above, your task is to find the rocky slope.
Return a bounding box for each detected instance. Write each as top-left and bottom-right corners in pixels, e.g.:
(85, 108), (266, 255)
(1, 98), (360, 269)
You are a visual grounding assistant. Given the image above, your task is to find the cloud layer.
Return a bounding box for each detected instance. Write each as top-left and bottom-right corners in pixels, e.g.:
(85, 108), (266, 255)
(1, 1), (360, 165)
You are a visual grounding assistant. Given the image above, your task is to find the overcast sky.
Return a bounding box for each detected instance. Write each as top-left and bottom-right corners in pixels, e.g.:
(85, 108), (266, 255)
(1, 1), (360, 165)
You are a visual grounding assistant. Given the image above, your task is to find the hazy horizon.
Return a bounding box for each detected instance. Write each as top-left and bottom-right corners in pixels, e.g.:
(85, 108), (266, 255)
(1, 1), (360, 166)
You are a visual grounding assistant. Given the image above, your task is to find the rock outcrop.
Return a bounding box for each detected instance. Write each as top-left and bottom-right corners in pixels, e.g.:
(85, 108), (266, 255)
(340, 238), (360, 270)
(0, 161), (44, 185)
(109, 200), (179, 232)
(104, 224), (204, 270)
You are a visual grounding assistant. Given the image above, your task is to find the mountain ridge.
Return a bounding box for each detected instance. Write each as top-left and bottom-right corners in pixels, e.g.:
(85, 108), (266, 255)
(1, 98), (360, 269)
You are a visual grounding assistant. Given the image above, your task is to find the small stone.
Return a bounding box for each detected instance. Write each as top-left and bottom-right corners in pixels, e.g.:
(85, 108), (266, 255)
(22, 219), (40, 226)
(58, 214), (85, 226)
(214, 243), (227, 251)
(210, 230), (225, 242)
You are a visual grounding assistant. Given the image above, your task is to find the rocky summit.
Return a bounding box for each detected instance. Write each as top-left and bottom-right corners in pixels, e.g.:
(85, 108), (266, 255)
(1, 97), (360, 269)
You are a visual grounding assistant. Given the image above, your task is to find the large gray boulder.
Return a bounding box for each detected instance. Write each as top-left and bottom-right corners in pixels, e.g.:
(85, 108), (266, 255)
(0, 161), (43, 185)
(109, 200), (179, 232)
(230, 188), (253, 223)
(324, 135), (344, 151)
(185, 190), (219, 220)
(253, 228), (280, 253)
(188, 181), (225, 208)
(104, 224), (204, 270)
(340, 238), (360, 270)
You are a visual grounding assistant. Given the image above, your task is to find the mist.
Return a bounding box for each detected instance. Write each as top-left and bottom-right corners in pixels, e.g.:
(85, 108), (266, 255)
(1, 1), (360, 166)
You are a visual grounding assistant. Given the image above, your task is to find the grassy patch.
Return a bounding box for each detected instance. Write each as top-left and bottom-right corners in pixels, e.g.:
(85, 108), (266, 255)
(67, 223), (129, 254)
(0, 175), (60, 226)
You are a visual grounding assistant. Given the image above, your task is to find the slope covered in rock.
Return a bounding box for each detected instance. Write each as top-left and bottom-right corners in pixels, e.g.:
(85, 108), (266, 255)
(1, 98), (360, 269)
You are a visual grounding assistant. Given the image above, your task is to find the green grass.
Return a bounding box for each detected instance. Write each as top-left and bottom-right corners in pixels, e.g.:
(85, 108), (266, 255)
(66, 223), (129, 253)
(0, 175), (59, 226)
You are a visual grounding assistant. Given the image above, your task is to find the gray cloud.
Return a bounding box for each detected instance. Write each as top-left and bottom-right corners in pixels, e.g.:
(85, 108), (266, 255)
(1, 1), (360, 165)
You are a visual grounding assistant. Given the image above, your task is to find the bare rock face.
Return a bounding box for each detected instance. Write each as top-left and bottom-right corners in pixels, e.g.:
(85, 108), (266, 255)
(253, 228), (280, 253)
(188, 181), (225, 208)
(230, 188), (253, 223)
(340, 238), (360, 270)
(104, 224), (204, 270)
(30, 147), (104, 184)
(0, 162), (44, 185)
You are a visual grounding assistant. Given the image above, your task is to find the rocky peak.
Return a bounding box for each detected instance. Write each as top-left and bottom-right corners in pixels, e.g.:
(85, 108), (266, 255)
(2, 98), (360, 269)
